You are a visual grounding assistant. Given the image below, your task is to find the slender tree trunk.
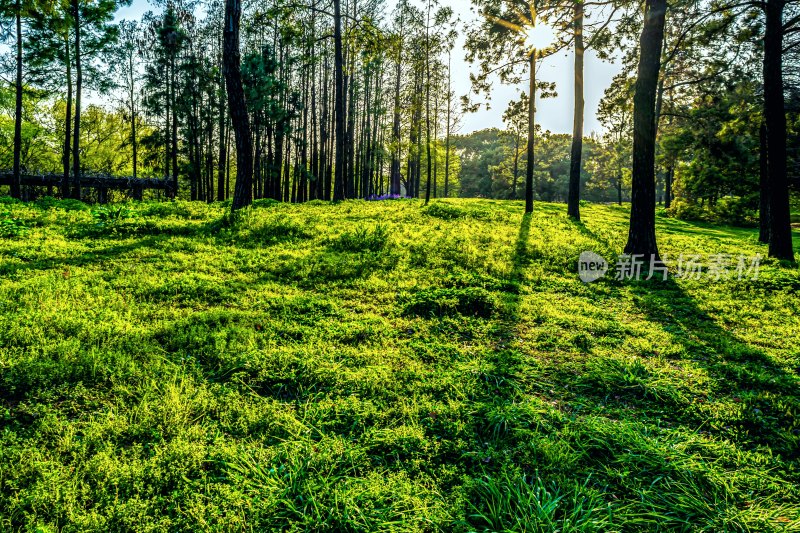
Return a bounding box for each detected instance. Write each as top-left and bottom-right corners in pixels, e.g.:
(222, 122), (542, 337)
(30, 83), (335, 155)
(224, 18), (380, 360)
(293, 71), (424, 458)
(129, 53), (138, 179)
(62, 34), (72, 198)
(11, 0), (23, 199)
(390, 45), (402, 196)
(171, 55), (178, 196)
(624, 0), (667, 259)
(763, 0), (794, 260)
(424, 0), (433, 205)
(512, 137), (520, 199)
(224, 0), (253, 211)
(759, 122), (770, 243)
(321, 51), (331, 200)
(71, 0), (82, 200)
(525, 53), (536, 213)
(445, 50), (452, 198)
(567, 1), (584, 220)
(664, 164), (673, 209)
(217, 57), (227, 201)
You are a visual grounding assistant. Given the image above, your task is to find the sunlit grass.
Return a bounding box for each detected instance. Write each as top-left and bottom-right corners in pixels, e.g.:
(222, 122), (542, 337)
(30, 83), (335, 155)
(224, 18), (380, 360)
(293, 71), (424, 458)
(0, 196), (798, 531)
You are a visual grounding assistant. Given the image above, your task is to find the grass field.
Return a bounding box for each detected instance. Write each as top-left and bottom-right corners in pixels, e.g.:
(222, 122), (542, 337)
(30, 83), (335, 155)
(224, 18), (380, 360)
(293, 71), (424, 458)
(1, 197), (799, 532)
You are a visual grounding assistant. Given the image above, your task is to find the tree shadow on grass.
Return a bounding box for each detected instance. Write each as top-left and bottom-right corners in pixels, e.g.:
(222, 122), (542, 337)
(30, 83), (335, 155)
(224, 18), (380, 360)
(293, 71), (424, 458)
(627, 277), (800, 457)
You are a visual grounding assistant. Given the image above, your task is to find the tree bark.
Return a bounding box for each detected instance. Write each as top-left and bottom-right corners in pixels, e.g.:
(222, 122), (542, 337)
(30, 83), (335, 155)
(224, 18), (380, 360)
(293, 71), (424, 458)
(567, 0), (584, 220)
(763, 0), (794, 260)
(224, 0), (253, 211)
(624, 0), (667, 259)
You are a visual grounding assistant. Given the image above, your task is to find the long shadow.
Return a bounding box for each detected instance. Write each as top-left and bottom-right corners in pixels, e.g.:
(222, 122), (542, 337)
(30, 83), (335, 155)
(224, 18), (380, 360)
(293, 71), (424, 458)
(532, 215), (799, 458)
(627, 276), (800, 457)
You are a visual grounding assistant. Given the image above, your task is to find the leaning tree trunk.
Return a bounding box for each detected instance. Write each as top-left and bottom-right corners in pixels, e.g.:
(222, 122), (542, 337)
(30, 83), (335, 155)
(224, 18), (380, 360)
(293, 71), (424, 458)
(11, 0), (23, 199)
(763, 0), (794, 260)
(224, 0), (253, 211)
(624, 0), (667, 259)
(71, 0), (82, 201)
(567, 0), (585, 220)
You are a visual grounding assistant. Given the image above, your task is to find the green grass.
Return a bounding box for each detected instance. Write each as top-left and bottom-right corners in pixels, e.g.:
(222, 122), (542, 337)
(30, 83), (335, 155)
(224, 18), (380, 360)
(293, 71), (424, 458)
(0, 197), (799, 532)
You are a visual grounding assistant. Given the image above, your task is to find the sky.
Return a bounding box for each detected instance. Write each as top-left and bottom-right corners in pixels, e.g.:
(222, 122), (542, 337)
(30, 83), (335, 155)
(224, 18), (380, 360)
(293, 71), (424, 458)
(112, 0), (623, 135)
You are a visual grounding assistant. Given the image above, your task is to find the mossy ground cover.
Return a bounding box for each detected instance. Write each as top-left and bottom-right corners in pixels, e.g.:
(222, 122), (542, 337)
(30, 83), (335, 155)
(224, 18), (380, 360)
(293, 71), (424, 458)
(1, 197), (799, 532)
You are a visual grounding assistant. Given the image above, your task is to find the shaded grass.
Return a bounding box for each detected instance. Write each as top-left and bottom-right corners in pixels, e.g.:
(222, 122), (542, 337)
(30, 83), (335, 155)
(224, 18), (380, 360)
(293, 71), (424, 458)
(0, 198), (799, 531)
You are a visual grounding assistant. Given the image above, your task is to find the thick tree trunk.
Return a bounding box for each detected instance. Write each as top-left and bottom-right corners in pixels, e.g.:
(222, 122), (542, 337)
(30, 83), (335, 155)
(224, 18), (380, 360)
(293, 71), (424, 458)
(567, 1), (584, 220)
(224, 0), (253, 211)
(71, 0), (82, 200)
(763, 0), (794, 260)
(525, 53), (536, 213)
(624, 0), (667, 259)
(333, 0), (346, 201)
(759, 122), (770, 243)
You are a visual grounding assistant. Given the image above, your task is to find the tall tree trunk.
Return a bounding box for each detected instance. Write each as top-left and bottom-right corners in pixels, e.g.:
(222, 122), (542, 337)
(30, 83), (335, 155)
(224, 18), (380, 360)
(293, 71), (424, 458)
(759, 121), (770, 243)
(624, 0), (667, 259)
(62, 34), (72, 198)
(11, 0), (23, 199)
(71, 0), (82, 200)
(424, 0), (433, 205)
(224, 0), (253, 211)
(321, 51), (331, 200)
(129, 51), (138, 179)
(445, 50), (452, 198)
(217, 58), (227, 201)
(525, 53), (536, 213)
(333, 0), (346, 201)
(567, 0), (584, 220)
(390, 45), (402, 196)
(171, 54), (178, 196)
(763, 0), (794, 260)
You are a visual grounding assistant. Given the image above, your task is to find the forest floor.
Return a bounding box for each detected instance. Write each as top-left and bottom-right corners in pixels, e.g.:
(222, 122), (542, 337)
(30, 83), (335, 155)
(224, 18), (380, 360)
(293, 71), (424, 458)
(1, 197), (799, 532)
